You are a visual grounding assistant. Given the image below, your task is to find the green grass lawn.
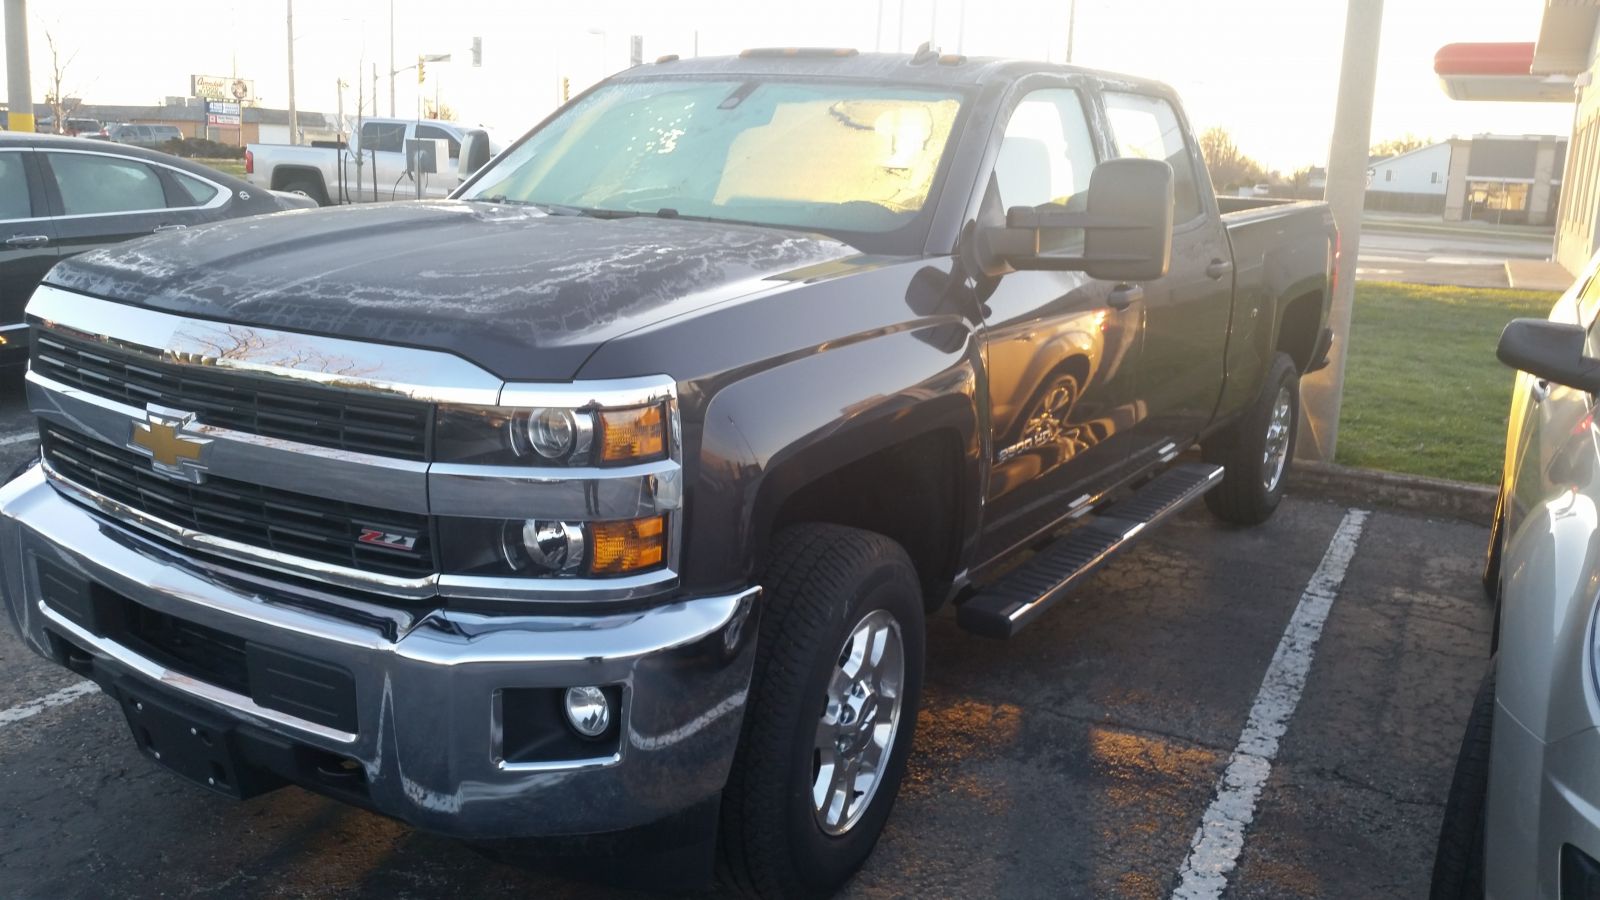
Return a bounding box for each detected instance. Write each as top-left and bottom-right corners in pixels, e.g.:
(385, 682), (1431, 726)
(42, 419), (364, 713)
(1333, 280), (1560, 484)
(194, 157), (246, 179)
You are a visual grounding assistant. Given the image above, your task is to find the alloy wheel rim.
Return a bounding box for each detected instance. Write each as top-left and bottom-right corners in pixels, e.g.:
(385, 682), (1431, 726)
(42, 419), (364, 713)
(1262, 385), (1293, 492)
(811, 608), (906, 836)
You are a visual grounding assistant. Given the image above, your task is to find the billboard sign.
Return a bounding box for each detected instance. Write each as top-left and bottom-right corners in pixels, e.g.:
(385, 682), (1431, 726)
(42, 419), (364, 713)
(191, 75), (254, 103)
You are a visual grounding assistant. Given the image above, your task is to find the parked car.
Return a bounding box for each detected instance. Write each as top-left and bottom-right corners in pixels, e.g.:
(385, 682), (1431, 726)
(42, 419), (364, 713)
(0, 132), (314, 367)
(1, 51), (1335, 896)
(1432, 252), (1600, 899)
(244, 117), (502, 204)
(108, 123), (186, 148)
(62, 117), (108, 139)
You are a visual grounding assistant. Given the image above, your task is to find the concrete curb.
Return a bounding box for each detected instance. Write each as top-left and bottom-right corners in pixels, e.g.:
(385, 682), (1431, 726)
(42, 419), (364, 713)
(1287, 461), (1495, 525)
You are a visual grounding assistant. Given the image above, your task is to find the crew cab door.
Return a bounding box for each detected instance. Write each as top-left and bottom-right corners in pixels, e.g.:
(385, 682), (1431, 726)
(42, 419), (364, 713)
(974, 84), (1144, 561)
(1101, 90), (1234, 456)
(358, 120), (410, 200)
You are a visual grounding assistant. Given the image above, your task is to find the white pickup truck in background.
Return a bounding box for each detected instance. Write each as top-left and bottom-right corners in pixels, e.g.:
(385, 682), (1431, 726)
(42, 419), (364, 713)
(244, 118), (501, 205)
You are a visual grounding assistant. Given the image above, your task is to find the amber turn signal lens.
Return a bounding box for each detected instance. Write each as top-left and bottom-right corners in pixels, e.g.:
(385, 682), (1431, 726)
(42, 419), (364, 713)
(589, 515), (667, 575)
(598, 404), (666, 463)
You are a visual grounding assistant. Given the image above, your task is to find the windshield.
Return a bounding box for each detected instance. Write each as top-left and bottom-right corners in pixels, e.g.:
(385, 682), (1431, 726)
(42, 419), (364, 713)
(462, 78), (964, 245)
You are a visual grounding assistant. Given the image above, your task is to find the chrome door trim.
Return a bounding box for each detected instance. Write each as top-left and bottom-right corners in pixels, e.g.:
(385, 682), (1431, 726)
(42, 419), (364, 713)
(27, 370), (431, 514)
(26, 285), (504, 405)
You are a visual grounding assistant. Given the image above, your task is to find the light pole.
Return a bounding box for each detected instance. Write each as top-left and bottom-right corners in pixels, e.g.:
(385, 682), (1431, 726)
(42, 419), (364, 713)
(4, 0), (32, 134)
(1298, 0), (1384, 462)
(388, 0), (395, 117)
(286, 0), (298, 145)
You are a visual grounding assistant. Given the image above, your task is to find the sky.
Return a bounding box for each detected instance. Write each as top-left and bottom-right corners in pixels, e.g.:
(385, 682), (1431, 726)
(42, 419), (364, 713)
(4, 0), (1576, 172)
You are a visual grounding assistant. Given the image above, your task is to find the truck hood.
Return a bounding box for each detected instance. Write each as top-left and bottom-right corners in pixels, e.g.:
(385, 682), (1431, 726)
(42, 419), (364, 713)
(43, 200), (856, 381)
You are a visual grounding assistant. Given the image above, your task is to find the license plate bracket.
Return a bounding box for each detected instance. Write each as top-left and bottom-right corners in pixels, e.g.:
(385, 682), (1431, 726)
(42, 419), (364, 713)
(117, 681), (281, 799)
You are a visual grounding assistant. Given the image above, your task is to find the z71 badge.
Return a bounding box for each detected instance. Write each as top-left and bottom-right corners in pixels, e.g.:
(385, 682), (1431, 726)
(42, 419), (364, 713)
(357, 528), (418, 551)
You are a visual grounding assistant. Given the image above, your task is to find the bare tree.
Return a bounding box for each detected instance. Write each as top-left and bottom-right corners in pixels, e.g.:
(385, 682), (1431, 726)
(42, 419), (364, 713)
(1198, 126), (1268, 191)
(423, 99), (455, 121)
(1369, 134), (1431, 159)
(42, 30), (80, 133)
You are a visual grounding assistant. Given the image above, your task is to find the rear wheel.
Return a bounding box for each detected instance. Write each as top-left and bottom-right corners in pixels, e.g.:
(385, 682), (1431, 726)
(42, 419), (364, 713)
(278, 175), (330, 206)
(1204, 352), (1299, 526)
(1429, 665), (1495, 899)
(720, 524), (925, 899)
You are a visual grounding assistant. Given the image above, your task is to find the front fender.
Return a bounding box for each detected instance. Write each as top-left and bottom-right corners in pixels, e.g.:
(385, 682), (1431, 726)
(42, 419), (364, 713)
(685, 322), (983, 591)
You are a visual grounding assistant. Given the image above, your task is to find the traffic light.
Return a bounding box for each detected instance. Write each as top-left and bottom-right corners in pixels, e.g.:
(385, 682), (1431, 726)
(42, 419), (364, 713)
(417, 56), (425, 84)
(561, 77), (570, 101)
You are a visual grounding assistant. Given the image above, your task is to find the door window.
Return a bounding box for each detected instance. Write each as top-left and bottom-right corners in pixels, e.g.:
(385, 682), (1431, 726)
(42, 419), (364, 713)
(0, 152), (33, 220)
(170, 170), (221, 207)
(993, 88), (1098, 253)
(1103, 91), (1205, 222)
(415, 124), (461, 160)
(360, 121), (406, 153)
(46, 153), (167, 215)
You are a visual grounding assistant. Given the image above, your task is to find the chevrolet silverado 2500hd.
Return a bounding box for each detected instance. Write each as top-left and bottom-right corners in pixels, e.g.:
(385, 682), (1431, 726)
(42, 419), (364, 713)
(2, 49), (1335, 897)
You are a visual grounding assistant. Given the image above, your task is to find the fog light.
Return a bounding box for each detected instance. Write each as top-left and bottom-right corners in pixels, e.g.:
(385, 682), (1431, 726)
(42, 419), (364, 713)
(501, 520), (586, 573)
(564, 685), (611, 738)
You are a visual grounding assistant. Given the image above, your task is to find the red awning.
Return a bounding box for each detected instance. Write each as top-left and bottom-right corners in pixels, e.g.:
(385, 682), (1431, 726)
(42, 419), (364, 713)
(1434, 42), (1535, 77)
(1435, 42), (1573, 101)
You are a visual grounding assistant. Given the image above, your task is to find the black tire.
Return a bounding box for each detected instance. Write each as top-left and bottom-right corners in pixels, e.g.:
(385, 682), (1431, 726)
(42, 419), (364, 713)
(720, 524), (925, 899)
(278, 175), (330, 206)
(1429, 665), (1495, 900)
(1203, 352), (1300, 526)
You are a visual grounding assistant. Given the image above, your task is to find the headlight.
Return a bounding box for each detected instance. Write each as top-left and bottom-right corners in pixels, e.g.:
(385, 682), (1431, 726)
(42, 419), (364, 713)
(435, 402), (666, 466)
(441, 514), (668, 577)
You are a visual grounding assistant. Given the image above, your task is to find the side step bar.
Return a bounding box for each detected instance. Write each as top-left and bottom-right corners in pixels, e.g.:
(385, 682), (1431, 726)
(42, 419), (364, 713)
(957, 462), (1224, 639)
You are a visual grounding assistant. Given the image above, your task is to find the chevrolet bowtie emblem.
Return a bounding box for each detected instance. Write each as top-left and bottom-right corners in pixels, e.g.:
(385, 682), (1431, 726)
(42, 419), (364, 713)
(128, 407), (212, 483)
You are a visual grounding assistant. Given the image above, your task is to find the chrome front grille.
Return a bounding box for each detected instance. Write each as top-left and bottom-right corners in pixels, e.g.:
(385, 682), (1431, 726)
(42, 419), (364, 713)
(32, 331), (431, 461)
(42, 425), (437, 578)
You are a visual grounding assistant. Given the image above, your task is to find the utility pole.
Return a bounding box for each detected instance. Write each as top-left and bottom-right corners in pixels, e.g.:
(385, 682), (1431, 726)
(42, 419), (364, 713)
(875, 0), (883, 51)
(956, 0), (966, 53)
(897, 0), (905, 51)
(1298, 0), (1384, 462)
(930, 0), (937, 45)
(4, 0), (33, 134)
(388, 0), (395, 117)
(286, 0), (298, 145)
(1066, 0), (1076, 64)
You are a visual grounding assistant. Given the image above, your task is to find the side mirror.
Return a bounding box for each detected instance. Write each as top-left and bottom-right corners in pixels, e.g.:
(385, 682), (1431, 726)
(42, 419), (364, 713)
(1498, 318), (1600, 393)
(976, 158), (1175, 281)
(458, 129), (493, 183)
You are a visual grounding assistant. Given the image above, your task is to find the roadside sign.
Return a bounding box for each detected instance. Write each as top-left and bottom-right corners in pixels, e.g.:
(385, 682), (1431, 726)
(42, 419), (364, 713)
(192, 75), (254, 104)
(206, 100), (241, 126)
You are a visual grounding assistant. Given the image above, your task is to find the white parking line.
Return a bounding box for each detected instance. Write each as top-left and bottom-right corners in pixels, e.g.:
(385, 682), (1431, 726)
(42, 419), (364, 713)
(0, 680), (99, 728)
(0, 430), (37, 447)
(1171, 508), (1371, 900)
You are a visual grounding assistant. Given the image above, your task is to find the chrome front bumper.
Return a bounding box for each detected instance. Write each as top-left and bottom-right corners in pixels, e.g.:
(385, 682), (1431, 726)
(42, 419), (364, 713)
(0, 465), (760, 838)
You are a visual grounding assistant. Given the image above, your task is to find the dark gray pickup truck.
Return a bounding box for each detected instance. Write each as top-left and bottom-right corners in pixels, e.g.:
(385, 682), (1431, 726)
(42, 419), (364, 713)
(1, 49), (1334, 897)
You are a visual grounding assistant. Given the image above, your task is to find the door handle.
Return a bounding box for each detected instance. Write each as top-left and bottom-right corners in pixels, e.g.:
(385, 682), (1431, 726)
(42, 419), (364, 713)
(1206, 258), (1233, 280)
(3, 234), (49, 248)
(153, 224), (188, 233)
(1107, 283), (1144, 310)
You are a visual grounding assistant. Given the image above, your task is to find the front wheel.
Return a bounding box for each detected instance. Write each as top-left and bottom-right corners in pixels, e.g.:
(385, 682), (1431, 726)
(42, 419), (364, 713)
(1204, 352), (1300, 526)
(1429, 665), (1494, 899)
(720, 524), (925, 899)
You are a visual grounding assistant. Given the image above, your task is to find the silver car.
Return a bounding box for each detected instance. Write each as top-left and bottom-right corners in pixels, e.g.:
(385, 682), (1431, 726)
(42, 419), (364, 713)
(1432, 253), (1600, 898)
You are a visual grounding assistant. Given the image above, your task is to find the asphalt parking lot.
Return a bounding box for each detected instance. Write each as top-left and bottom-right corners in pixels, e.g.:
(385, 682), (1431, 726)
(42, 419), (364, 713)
(0, 370), (1492, 899)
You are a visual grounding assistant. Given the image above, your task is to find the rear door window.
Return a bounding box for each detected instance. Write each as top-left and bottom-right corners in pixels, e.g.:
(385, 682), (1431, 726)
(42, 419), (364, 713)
(45, 152), (167, 215)
(415, 124), (461, 160)
(360, 121), (406, 153)
(1102, 91), (1206, 223)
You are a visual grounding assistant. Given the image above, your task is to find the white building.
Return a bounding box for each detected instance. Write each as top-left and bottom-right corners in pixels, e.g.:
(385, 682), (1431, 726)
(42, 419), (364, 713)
(1367, 142), (1451, 195)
